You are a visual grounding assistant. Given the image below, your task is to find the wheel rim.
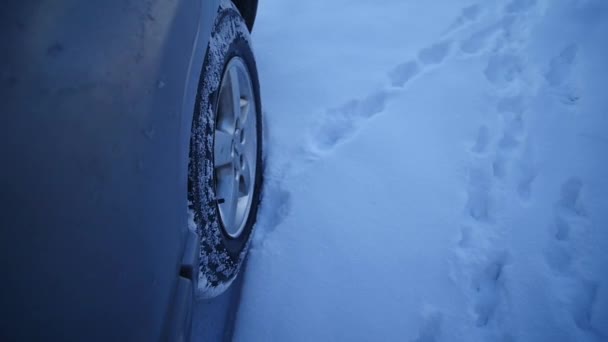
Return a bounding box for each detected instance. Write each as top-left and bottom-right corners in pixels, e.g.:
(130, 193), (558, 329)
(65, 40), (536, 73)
(214, 57), (258, 239)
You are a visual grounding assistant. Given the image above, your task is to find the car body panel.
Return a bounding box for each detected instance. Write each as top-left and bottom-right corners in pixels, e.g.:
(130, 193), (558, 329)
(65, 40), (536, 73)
(0, 0), (223, 340)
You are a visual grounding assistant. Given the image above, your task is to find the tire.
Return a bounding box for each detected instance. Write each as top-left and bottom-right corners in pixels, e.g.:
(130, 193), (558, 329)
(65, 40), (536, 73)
(188, 1), (263, 298)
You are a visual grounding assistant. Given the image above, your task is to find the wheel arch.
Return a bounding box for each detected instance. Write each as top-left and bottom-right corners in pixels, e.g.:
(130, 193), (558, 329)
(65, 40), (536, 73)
(233, 0), (258, 31)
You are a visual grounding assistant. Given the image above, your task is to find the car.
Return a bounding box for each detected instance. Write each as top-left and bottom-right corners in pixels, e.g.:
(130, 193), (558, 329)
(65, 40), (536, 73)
(0, 0), (263, 340)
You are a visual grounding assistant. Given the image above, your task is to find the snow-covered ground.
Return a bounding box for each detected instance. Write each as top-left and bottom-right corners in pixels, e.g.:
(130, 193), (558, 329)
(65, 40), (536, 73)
(234, 0), (608, 340)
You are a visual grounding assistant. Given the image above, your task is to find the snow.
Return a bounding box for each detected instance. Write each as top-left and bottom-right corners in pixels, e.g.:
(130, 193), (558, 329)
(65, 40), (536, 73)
(233, 0), (608, 341)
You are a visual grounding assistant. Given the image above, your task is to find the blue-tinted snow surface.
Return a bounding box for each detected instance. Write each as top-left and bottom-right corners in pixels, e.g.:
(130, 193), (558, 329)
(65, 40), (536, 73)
(234, 0), (608, 341)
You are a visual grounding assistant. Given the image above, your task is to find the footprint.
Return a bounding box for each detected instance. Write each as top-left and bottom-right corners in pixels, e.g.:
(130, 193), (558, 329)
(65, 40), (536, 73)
(545, 44), (578, 87)
(497, 112), (525, 151)
(552, 216), (571, 241)
(545, 44), (580, 105)
(472, 125), (490, 154)
(418, 40), (452, 66)
(310, 90), (390, 151)
(557, 177), (586, 217)
(497, 95), (525, 115)
(497, 131), (520, 151)
(472, 252), (508, 327)
(544, 178), (588, 273)
(504, 0), (537, 14)
(460, 27), (496, 55)
(544, 239), (573, 273)
(492, 153), (508, 180)
(590, 283), (608, 336)
(484, 53), (523, 86)
(459, 225), (473, 248)
(411, 311), (443, 342)
(466, 167), (492, 221)
(358, 90), (391, 118)
(311, 113), (357, 151)
(460, 16), (514, 54)
(571, 280), (598, 331)
(516, 162), (536, 201)
(445, 4), (483, 34)
(461, 4), (482, 21)
(389, 60), (421, 87)
(509, 114), (525, 136)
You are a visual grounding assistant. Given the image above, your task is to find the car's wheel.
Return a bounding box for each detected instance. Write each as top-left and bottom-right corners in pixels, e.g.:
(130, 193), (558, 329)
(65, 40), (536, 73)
(188, 1), (263, 298)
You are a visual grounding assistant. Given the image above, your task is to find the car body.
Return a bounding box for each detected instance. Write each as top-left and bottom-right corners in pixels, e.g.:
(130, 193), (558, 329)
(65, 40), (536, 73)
(0, 0), (258, 340)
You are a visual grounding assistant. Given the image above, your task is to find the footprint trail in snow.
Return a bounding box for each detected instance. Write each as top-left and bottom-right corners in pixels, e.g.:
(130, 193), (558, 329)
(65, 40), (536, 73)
(241, 0), (608, 341)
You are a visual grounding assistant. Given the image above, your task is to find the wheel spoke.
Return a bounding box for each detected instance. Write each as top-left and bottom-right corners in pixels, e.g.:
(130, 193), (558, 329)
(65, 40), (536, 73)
(239, 78), (254, 125)
(217, 82), (234, 132)
(225, 173), (240, 232)
(242, 109), (257, 166)
(214, 130), (233, 167)
(239, 97), (249, 124)
(216, 166), (238, 230)
(239, 156), (252, 197)
(229, 67), (241, 121)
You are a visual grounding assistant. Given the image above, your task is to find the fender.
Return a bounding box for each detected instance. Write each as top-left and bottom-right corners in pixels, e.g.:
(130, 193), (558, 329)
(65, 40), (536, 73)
(0, 0), (222, 340)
